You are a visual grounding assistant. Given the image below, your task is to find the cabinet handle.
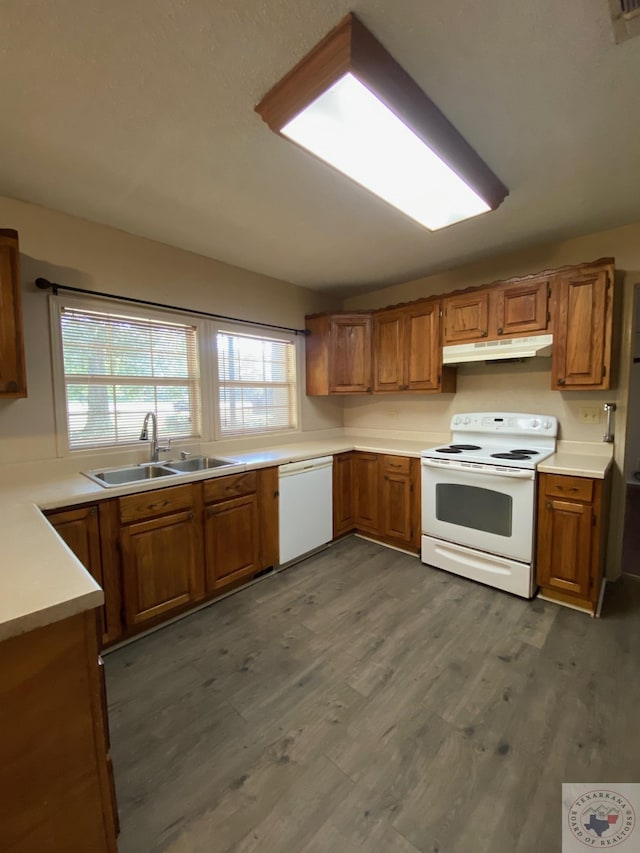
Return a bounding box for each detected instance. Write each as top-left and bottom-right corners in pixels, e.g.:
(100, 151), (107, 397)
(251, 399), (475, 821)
(481, 330), (488, 337)
(188, 512), (194, 521)
(557, 486), (579, 492)
(557, 378), (565, 386)
(366, 386), (372, 392)
(5, 380), (18, 392)
(546, 502), (552, 509)
(497, 327), (503, 335)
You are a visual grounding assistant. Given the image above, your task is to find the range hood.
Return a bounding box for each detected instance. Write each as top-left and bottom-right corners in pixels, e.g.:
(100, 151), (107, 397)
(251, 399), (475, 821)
(443, 334), (553, 365)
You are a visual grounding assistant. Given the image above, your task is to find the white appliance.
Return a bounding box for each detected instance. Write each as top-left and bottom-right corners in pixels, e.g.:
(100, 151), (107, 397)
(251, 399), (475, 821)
(442, 333), (553, 365)
(421, 412), (558, 597)
(278, 456), (333, 566)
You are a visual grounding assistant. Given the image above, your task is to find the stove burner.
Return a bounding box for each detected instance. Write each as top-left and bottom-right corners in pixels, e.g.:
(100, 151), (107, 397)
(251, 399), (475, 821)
(449, 444), (481, 451)
(491, 451), (532, 460)
(436, 447), (463, 454)
(511, 449), (539, 454)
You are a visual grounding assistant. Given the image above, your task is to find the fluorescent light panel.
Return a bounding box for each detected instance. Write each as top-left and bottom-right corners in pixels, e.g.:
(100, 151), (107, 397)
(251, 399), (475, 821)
(282, 73), (490, 230)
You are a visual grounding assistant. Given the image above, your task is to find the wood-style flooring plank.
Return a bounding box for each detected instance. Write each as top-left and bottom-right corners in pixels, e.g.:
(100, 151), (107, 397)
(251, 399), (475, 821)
(105, 538), (640, 853)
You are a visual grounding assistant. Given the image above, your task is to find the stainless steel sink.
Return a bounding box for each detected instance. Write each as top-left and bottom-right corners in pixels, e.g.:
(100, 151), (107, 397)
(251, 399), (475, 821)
(84, 464), (177, 487)
(163, 456), (236, 473)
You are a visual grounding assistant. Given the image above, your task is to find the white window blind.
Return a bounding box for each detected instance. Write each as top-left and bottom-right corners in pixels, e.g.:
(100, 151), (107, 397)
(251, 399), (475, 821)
(217, 330), (297, 436)
(60, 307), (201, 450)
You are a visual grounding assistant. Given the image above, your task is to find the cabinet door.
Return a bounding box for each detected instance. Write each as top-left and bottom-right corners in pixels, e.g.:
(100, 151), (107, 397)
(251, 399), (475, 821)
(120, 510), (202, 626)
(258, 467), (279, 570)
(353, 453), (380, 534)
(443, 291), (489, 343)
(552, 267), (612, 389)
(204, 494), (260, 592)
(405, 301), (441, 390)
(46, 505), (108, 644)
(537, 497), (593, 598)
(381, 472), (412, 545)
(333, 452), (355, 537)
(373, 309), (404, 392)
(495, 279), (549, 337)
(0, 229), (26, 397)
(329, 315), (372, 393)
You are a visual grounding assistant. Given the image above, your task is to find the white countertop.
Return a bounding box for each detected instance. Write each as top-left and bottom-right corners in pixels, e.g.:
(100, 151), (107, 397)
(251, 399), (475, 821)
(537, 445), (614, 479)
(0, 431), (611, 643)
(0, 433), (433, 643)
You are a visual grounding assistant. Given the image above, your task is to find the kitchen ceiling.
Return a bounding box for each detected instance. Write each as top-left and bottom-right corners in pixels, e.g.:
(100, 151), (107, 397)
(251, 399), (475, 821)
(2, 1), (640, 296)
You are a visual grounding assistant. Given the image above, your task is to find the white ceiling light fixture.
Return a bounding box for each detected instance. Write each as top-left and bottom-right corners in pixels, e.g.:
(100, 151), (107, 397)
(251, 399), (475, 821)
(255, 13), (508, 231)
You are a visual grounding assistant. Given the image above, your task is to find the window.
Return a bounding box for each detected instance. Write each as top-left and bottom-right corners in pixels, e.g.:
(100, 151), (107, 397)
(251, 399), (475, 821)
(51, 296), (300, 453)
(216, 329), (297, 436)
(57, 305), (201, 450)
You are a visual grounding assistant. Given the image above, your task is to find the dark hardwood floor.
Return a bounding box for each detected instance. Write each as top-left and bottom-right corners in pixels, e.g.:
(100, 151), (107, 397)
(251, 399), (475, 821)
(105, 536), (640, 853)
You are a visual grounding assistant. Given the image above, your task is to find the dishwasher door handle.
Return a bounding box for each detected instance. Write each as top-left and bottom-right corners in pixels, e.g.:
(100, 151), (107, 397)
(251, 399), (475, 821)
(278, 456), (334, 477)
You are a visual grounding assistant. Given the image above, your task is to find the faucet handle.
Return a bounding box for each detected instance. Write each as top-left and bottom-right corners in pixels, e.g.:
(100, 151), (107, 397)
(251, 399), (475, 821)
(180, 450), (192, 460)
(157, 438), (172, 455)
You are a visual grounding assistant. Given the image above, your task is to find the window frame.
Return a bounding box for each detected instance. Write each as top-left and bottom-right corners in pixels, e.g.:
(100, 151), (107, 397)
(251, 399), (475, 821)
(49, 294), (302, 456)
(49, 293), (213, 457)
(211, 321), (301, 441)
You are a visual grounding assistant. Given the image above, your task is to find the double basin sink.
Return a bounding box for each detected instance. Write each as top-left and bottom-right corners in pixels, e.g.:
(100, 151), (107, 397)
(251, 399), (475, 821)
(84, 456), (238, 488)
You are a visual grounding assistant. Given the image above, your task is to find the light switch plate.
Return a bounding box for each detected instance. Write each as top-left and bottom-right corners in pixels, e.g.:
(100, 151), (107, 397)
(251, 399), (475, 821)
(579, 406), (601, 424)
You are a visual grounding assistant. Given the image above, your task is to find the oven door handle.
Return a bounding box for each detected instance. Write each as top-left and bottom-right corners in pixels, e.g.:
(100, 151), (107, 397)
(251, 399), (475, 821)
(421, 459), (534, 479)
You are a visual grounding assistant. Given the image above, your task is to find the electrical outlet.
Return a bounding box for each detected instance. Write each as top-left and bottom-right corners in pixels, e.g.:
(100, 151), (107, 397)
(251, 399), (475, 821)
(579, 406), (601, 424)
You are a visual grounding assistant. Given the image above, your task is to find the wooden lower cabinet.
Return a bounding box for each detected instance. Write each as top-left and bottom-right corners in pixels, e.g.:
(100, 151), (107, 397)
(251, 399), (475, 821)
(118, 484), (204, 628)
(353, 453), (380, 534)
(337, 452), (420, 552)
(45, 502), (123, 646)
(204, 493), (260, 592)
(46, 469), (280, 645)
(203, 470), (265, 594)
(120, 509), (204, 626)
(333, 452), (355, 537)
(0, 610), (118, 852)
(536, 472), (609, 613)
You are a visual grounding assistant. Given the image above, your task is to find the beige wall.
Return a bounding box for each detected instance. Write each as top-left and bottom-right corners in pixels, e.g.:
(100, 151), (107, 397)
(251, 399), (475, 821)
(0, 197), (343, 463)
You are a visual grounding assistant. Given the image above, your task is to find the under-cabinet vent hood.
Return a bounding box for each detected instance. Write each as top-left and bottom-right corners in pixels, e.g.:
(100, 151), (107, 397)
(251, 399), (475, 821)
(443, 334), (553, 365)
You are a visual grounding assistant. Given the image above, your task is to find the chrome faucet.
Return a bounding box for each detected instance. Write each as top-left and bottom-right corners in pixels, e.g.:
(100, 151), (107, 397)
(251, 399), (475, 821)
(139, 411), (171, 462)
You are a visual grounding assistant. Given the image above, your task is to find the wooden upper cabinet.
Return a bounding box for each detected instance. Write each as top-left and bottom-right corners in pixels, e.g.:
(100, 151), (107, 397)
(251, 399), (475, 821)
(329, 314), (372, 393)
(443, 290), (489, 343)
(551, 264), (613, 389)
(0, 229), (27, 397)
(305, 313), (372, 395)
(405, 301), (447, 391)
(373, 308), (405, 392)
(373, 300), (454, 393)
(494, 278), (550, 337)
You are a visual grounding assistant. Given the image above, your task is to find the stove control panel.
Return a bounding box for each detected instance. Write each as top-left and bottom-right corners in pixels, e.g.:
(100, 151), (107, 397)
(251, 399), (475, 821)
(450, 412), (558, 437)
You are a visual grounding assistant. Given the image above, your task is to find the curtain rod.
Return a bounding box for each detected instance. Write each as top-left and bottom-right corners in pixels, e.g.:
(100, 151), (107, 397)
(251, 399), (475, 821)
(34, 277), (309, 336)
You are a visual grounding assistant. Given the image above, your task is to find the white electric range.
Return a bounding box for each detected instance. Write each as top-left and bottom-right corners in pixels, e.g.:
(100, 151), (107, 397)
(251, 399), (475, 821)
(420, 412), (558, 597)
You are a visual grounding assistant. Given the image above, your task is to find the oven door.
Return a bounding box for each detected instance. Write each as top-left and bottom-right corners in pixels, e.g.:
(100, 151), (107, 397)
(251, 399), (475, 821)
(421, 459), (535, 563)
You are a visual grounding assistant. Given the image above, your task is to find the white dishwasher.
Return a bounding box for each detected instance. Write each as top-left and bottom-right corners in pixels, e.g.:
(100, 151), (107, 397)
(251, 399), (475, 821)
(278, 456), (333, 566)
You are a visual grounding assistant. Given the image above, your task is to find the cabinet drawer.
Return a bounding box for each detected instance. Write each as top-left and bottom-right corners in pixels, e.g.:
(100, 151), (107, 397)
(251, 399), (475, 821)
(203, 471), (257, 504)
(383, 455), (411, 475)
(542, 474), (593, 502)
(119, 484), (193, 523)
